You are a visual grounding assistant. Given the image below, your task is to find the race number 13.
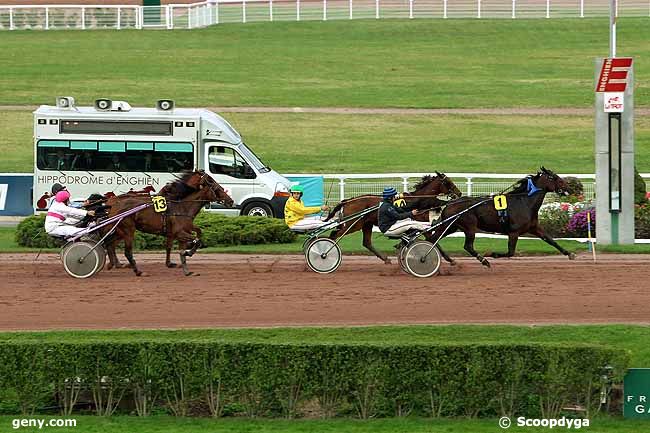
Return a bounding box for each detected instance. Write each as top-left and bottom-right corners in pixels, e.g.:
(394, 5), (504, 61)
(152, 196), (167, 213)
(493, 195), (508, 210)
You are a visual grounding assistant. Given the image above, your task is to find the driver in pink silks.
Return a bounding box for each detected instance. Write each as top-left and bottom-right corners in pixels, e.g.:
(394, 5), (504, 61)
(45, 189), (95, 238)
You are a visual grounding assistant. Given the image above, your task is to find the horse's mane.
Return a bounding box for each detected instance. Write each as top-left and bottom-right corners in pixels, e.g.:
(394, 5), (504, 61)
(509, 172), (541, 195)
(159, 171), (198, 200)
(413, 174), (436, 191)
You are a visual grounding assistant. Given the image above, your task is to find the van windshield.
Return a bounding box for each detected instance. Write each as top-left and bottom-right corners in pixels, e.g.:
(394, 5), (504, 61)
(238, 143), (270, 173)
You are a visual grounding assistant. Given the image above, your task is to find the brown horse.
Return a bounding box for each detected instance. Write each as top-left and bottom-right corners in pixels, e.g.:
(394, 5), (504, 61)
(325, 172), (462, 264)
(431, 167), (575, 268)
(104, 171), (208, 270)
(105, 171), (233, 276)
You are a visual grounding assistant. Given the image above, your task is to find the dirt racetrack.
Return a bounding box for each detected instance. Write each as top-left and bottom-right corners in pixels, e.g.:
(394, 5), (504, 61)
(0, 253), (648, 330)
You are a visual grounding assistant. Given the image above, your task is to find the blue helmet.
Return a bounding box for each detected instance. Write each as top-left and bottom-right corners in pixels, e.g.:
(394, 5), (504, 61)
(383, 187), (398, 200)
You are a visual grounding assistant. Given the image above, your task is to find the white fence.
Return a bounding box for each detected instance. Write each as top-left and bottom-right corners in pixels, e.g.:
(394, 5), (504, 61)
(1, 0), (649, 30)
(284, 172), (650, 206)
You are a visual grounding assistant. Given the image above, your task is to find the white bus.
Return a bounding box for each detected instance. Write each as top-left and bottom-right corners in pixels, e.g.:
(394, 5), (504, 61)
(34, 97), (292, 217)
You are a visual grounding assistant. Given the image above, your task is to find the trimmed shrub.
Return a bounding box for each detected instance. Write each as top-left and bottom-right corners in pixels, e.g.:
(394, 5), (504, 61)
(0, 341), (629, 419)
(634, 167), (648, 205)
(15, 212), (297, 249)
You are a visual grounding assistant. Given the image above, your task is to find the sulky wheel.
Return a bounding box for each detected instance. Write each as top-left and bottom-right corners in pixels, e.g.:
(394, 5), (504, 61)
(305, 238), (342, 274)
(62, 241), (102, 279)
(93, 244), (107, 276)
(403, 240), (441, 278)
(396, 245), (409, 273)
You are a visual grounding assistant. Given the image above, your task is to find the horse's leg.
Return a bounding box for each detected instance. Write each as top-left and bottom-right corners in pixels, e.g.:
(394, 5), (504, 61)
(361, 222), (390, 264)
(462, 231), (491, 268)
(176, 230), (198, 276)
(531, 225), (576, 260)
(192, 225), (203, 249)
(165, 237), (177, 268)
(490, 233), (519, 258)
(121, 229), (142, 276)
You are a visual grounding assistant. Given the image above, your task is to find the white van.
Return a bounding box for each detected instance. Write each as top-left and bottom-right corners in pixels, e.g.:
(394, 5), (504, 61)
(33, 97), (292, 217)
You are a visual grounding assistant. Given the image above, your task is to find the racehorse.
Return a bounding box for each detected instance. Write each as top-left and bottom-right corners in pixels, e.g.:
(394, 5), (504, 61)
(324, 172), (462, 264)
(430, 167), (575, 268)
(104, 170), (208, 270)
(104, 171), (233, 276)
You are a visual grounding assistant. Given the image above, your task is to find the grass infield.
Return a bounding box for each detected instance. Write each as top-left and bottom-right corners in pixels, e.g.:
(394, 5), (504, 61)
(1, 18), (650, 108)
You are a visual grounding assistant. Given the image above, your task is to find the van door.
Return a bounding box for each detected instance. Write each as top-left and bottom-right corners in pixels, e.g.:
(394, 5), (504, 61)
(206, 144), (257, 211)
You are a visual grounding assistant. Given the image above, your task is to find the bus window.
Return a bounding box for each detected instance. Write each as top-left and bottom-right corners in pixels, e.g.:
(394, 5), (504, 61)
(208, 146), (256, 179)
(36, 139), (193, 173)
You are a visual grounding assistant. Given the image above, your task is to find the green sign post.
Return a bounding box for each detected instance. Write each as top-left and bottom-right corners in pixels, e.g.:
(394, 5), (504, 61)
(624, 368), (650, 418)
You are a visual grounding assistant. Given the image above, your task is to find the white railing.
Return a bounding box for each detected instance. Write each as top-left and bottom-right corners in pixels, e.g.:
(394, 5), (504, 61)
(1, 0), (649, 30)
(285, 172), (650, 206)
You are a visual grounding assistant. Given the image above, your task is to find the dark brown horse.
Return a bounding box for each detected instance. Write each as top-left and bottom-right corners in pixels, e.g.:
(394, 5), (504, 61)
(431, 167), (575, 268)
(104, 171), (208, 270)
(105, 171), (233, 276)
(324, 173), (462, 264)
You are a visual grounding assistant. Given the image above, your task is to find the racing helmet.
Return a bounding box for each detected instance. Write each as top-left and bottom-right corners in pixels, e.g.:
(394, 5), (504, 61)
(54, 190), (71, 203)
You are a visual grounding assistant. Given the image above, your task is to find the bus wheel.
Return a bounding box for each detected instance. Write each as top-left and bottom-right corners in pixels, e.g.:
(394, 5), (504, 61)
(242, 202), (273, 217)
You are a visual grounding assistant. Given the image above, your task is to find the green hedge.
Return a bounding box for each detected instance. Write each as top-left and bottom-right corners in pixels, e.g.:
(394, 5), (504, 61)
(15, 213), (296, 249)
(0, 341), (628, 419)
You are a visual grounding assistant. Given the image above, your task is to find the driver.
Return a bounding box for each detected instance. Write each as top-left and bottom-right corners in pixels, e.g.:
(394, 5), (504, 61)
(378, 187), (430, 237)
(45, 190), (95, 238)
(284, 185), (330, 231)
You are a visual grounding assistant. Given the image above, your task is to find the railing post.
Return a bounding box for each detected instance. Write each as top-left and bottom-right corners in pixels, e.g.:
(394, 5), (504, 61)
(195, 6), (200, 26)
(466, 177), (473, 196)
(339, 178), (346, 201)
(323, 0), (327, 20)
(349, 0), (353, 19)
(477, 0), (481, 18)
(9, 7), (14, 30)
(580, 0), (584, 17)
(117, 6), (121, 29)
(243, 0), (246, 23)
(402, 177), (409, 192)
(270, 0), (273, 21)
(375, 0), (379, 18)
(215, 1), (220, 24)
(409, 0), (413, 18)
(546, 0), (549, 18)
(443, 0), (447, 18)
(512, 0), (515, 18)
(82, 7), (86, 29)
(45, 7), (49, 29)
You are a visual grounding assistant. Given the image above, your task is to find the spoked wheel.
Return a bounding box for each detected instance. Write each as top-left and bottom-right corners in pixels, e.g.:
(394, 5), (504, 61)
(403, 240), (441, 278)
(62, 241), (102, 279)
(305, 238), (342, 274)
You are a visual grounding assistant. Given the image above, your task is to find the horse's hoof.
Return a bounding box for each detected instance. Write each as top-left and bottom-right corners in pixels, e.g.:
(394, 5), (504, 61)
(116, 263), (129, 269)
(135, 270), (143, 276)
(481, 259), (491, 268)
(167, 262), (178, 268)
(384, 258), (392, 265)
(106, 263), (114, 271)
(450, 259), (457, 266)
(184, 271), (194, 277)
(568, 252), (576, 260)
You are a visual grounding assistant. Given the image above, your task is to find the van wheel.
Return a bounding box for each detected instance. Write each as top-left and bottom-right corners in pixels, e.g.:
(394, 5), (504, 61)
(242, 202), (273, 217)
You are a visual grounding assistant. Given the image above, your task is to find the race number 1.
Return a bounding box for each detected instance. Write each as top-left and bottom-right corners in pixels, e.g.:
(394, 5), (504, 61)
(152, 196), (167, 213)
(493, 195), (508, 210)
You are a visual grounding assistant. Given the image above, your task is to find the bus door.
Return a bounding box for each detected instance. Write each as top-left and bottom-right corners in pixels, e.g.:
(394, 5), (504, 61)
(206, 144), (257, 208)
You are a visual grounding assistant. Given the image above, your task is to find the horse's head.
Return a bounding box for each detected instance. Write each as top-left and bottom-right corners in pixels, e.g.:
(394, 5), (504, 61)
(198, 171), (235, 207)
(413, 173), (462, 200)
(535, 167), (569, 196)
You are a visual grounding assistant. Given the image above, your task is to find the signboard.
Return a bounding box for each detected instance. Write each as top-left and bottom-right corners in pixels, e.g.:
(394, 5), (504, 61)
(0, 174), (33, 216)
(604, 92), (625, 113)
(596, 58), (633, 93)
(624, 368), (650, 418)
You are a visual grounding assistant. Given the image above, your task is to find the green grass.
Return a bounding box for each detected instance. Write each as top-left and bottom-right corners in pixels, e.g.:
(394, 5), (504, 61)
(4, 110), (650, 173)
(1, 19), (650, 108)
(0, 416), (647, 433)
(0, 324), (649, 366)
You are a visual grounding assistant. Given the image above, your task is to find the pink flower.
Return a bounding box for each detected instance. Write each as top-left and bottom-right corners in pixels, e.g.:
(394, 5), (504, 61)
(560, 203), (570, 211)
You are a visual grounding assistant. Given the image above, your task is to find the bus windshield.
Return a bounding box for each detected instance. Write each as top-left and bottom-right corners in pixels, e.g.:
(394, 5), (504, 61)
(238, 143), (269, 173)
